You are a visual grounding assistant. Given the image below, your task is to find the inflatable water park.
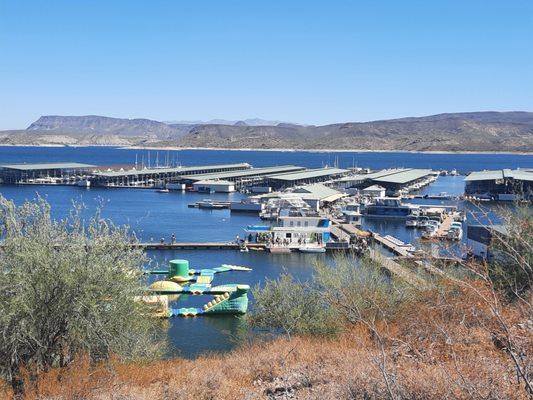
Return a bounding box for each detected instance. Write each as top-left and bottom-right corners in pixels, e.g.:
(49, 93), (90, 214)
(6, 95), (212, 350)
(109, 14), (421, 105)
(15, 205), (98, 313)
(142, 259), (251, 317)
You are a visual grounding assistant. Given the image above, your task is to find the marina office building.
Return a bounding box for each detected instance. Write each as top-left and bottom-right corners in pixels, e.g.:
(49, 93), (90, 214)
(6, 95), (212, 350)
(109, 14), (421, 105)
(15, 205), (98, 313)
(465, 169), (533, 200)
(0, 163), (96, 184)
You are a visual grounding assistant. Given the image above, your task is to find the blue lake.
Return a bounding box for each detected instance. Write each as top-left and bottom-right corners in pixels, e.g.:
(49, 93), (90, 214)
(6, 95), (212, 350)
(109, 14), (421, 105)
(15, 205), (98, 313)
(0, 146), (531, 358)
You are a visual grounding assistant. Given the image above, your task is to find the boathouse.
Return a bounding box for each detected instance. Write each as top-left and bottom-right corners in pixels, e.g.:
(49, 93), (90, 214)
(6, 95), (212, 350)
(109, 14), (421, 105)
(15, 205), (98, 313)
(178, 165), (306, 188)
(0, 162), (96, 184)
(92, 163), (251, 187)
(266, 167), (349, 189)
(465, 169), (533, 200)
(466, 224), (509, 260)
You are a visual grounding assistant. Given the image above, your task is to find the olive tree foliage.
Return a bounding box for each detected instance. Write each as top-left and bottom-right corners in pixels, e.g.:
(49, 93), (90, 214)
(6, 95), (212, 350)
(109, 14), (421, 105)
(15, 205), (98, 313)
(0, 196), (165, 396)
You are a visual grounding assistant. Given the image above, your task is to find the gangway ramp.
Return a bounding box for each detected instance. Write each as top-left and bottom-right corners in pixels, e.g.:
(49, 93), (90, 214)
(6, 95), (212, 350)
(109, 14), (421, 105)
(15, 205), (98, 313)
(368, 249), (430, 289)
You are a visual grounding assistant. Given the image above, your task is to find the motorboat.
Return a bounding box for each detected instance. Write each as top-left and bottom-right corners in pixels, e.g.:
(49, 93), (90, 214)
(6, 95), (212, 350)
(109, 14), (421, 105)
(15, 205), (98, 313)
(405, 216), (418, 228)
(422, 224), (438, 239)
(417, 216), (430, 228)
(197, 200), (225, 209)
(447, 222), (463, 240)
(157, 188), (170, 193)
(298, 246), (326, 253)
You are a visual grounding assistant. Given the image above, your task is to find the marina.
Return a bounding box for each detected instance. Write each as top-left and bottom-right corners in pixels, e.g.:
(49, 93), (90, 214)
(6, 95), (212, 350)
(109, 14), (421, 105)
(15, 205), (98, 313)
(0, 146), (531, 358)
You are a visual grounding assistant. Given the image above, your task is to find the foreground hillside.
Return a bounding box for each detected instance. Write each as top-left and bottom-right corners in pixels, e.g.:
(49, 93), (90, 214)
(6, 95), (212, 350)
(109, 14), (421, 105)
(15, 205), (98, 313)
(1, 111), (532, 152)
(1, 282), (530, 400)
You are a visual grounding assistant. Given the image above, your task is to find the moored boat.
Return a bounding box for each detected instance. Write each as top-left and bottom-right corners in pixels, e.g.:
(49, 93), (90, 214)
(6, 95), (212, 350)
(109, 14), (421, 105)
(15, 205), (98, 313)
(298, 246), (326, 253)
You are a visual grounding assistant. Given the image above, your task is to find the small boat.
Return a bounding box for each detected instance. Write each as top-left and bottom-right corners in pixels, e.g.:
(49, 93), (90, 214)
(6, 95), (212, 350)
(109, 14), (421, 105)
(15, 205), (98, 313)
(298, 246), (326, 253)
(197, 200), (225, 209)
(405, 216), (418, 228)
(447, 222), (463, 240)
(422, 225), (438, 239)
(157, 188), (170, 193)
(417, 216), (430, 228)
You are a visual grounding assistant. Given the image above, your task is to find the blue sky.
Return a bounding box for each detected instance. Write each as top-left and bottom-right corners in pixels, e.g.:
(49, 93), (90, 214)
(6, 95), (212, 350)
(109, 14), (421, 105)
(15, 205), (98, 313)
(1, 0), (532, 129)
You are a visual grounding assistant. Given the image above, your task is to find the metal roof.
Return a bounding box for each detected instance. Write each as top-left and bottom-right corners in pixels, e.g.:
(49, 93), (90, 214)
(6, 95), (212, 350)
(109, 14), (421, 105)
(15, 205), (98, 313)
(268, 167), (348, 181)
(464, 170), (504, 181)
(193, 179), (235, 185)
(504, 169), (533, 182)
(372, 169), (434, 184)
(182, 165), (305, 181)
(93, 163), (251, 178)
(335, 169), (407, 182)
(465, 169), (533, 182)
(292, 183), (343, 200)
(0, 162), (96, 171)
(362, 184), (386, 191)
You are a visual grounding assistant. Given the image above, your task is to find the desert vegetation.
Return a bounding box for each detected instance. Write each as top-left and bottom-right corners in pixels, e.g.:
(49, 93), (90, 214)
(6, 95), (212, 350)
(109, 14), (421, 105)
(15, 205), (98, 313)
(0, 196), (165, 399)
(0, 197), (531, 399)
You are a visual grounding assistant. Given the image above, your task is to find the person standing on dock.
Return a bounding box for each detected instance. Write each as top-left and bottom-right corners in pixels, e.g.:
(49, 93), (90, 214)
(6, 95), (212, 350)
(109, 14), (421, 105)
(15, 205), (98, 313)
(171, 234), (176, 244)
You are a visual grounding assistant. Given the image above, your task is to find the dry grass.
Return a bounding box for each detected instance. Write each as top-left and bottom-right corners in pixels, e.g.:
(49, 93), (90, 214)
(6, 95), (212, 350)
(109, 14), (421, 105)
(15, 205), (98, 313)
(1, 283), (531, 399)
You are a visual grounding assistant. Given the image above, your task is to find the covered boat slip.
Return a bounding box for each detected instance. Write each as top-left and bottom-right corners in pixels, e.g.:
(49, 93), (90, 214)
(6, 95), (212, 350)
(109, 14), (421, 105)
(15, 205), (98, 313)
(92, 162), (252, 187)
(0, 162), (96, 184)
(178, 165), (305, 184)
(266, 167), (349, 188)
(333, 168), (436, 195)
(465, 169), (533, 200)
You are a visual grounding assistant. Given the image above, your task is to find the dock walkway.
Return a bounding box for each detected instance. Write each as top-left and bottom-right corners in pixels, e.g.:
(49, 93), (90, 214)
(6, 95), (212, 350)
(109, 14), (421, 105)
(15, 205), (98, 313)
(136, 242), (266, 250)
(372, 233), (412, 257)
(368, 249), (429, 288)
(435, 214), (454, 238)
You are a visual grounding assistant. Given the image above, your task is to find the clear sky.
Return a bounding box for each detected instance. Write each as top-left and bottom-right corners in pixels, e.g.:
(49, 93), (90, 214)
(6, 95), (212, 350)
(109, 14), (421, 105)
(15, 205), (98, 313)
(1, 0), (532, 129)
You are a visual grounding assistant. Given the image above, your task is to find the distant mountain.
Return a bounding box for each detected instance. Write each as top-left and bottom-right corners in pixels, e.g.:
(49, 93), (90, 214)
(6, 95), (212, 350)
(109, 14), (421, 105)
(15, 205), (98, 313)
(175, 112), (533, 152)
(27, 115), (189, 139)
(164, 118), (292, 126)
(2, 112), (532, 152)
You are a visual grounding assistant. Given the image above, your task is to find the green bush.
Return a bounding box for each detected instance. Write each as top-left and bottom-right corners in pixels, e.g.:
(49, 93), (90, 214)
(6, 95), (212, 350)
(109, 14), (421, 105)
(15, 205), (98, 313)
(251, 255), (421, 340)
(250, 274), (341, 339)
(314, 254), (419, 325)
(0, 196), (165, 397)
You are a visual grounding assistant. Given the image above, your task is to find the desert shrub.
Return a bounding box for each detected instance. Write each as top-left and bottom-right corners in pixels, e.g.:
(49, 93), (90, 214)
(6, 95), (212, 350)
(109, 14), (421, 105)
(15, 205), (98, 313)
(488, 203), (532, 297)
(314, 254), (420, 326)
(250, 273), (341, 338)
(0, 196), (166, 398)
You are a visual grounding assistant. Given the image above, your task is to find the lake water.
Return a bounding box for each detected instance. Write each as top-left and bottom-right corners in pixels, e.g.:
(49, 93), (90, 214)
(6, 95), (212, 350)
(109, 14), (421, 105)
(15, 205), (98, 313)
(0, 146), (531, 358)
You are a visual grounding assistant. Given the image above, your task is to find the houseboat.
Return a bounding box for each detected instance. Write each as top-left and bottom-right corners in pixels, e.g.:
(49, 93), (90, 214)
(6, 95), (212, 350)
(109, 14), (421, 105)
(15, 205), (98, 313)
(245, 213), (331, 252)
(363, 197), (419, 219)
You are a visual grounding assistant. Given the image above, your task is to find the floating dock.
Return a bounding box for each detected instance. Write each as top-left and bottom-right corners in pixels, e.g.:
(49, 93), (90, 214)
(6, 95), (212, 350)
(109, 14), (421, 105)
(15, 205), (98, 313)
(136, 242), (266, 250)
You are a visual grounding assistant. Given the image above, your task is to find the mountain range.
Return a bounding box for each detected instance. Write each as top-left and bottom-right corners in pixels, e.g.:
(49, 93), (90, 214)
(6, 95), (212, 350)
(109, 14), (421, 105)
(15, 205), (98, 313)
(1, 112), (532, 152)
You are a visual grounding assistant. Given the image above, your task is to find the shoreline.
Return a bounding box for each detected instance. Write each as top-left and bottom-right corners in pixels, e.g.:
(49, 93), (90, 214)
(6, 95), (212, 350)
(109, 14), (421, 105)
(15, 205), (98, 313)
(111, 145), (533, 156)
(0, 143), (532, 155)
